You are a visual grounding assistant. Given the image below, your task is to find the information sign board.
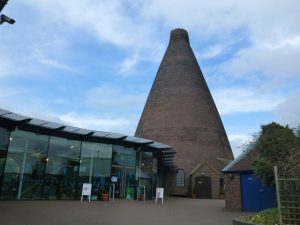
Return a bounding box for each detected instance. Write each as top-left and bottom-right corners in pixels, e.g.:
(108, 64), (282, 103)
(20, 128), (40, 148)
(111, 176), (118, 182)
(155, 187), (164, 204)
(81, 183), (92, 202)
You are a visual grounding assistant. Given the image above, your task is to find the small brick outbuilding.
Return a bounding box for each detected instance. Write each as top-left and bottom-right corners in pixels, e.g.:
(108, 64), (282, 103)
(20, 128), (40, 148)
(222, 149), (276, 212)
(189, 162), (222, 199)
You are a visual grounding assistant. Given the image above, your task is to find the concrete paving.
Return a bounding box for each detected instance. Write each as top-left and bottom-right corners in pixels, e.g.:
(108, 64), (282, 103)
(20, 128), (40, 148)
(0, 198), (250, 225)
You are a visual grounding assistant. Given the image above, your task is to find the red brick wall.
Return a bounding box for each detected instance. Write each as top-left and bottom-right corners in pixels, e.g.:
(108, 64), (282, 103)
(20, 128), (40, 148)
(224, 173), (242, 211)
(135, 28), (234, 197)
(191, 164), (220, 199)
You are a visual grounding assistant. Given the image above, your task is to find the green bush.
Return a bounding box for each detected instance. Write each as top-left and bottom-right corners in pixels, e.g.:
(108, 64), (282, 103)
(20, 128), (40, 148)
(240, 208), (279, 225)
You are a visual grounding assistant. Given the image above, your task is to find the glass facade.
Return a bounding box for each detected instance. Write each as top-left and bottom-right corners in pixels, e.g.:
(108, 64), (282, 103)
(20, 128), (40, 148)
(79, 142), (112, 200)
(0, 127), (160, 200)
(0, 127), (9, 193)
(1, 130), (48, 199)
(46, 137), (81, 200)
(136, 151), (158, 200)
(111, 145), (136, 199)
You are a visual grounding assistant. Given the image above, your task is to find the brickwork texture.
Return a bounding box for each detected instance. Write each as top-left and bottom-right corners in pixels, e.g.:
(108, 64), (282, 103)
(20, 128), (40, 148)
(135, 28), (234, 197)
(224, 173), (242, 211)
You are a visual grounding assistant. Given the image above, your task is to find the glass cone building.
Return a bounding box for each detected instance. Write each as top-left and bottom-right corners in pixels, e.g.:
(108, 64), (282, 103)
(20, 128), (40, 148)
(0, 108), (175, 200)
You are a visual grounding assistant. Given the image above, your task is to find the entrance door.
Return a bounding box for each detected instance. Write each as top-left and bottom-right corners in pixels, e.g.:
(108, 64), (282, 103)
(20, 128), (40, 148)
(195, 176), (212, 199)
(111, 166), (135, 199)
(125, 167), (135, 199)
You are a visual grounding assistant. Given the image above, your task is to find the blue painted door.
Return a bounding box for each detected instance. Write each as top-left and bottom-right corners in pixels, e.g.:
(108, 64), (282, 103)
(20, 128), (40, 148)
(241, 173), (277, 212)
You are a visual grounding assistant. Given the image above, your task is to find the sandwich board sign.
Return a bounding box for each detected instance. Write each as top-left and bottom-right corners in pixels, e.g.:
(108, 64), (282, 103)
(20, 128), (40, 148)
(155, 187), (164, 204)
(81, 183), (92, 202)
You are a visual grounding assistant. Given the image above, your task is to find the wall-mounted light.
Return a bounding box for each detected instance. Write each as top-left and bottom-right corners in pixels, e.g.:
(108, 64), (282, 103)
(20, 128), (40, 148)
(229, 173), (234, 179)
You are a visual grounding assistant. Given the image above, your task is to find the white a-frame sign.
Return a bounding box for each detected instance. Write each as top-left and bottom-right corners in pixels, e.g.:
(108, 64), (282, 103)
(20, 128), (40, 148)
(81, 183), (92, 202)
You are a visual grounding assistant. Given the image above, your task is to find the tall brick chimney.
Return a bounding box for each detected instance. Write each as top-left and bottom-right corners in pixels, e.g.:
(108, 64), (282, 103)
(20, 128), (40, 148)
(135, 28), (233, 197)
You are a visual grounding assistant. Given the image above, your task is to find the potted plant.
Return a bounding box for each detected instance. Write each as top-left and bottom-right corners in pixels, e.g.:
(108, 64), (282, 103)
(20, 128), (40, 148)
(100, 188), (109, 201)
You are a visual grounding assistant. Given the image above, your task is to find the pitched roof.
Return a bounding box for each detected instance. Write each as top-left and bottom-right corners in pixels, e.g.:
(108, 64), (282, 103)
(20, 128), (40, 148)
(189, 161), (220, 176)
(222, 147), (258, 172)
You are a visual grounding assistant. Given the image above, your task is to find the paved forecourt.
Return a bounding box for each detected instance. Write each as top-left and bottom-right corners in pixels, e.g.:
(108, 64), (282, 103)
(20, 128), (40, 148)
(0, 198), (249, 225)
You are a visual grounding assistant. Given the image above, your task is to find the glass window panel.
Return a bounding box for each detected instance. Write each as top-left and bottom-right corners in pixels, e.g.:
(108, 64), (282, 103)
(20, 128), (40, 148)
(0, 127), (9, 198)
(112, 145), (136, 167)
(79, 142), (112, 200)
(0, 127), (9, 151)
(45, 137), (81, 200)
(176, 169), (185, 187)
(1, 130), (48, 200)
(47, 137), (80, 159)
(137, 151), (154, 200)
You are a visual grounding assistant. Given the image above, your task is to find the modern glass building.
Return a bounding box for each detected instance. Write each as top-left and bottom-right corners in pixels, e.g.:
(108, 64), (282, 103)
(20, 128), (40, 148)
(0, 108), (175, 200)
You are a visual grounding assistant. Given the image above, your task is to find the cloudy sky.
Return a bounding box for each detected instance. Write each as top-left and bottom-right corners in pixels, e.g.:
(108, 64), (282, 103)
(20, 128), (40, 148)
(1, 0), (300, 157)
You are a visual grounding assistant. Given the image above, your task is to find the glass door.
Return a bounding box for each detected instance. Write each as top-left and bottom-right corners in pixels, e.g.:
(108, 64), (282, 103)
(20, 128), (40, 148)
(111, 166), (135, 199)
(111, 166), (125, 198)
(125, 167), (135, 199)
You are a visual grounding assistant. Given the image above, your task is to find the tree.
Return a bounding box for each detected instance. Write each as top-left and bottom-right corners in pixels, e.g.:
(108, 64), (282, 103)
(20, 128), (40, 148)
(253, 122), (300, 186)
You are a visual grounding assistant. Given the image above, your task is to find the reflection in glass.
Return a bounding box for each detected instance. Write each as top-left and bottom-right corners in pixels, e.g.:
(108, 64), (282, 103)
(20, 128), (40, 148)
(79, 142), (112, 199)
(138, 152), (154, 200)
(0, 127), (9, 197)
(1, 130), (48, 199)
(0, 125), (161, 201)
(111, 145), (136, 199)
(45, 137), (80, 200)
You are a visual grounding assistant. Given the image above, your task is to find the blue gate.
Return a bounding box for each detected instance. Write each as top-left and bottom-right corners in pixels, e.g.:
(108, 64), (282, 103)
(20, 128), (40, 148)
(241, 173), (277, 212)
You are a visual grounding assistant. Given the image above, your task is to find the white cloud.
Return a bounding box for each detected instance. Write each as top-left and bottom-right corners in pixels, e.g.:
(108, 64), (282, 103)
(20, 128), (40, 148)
(36, 58), (75, 72)
(200, 45), (225, 59)
(274, 92), (300, 127)
(144, 0), (300, 87)
(1, 0), (300, 145)
(228, 134), (254, 157)
(260, 35), (300, 50)
(6, 0), (300, 83)
(0, 60), (12, 77)
(85, 85), (147, 113)
(216, 42), (300, 84)
(59, 112), (136, 135)
(118, 53), (139, 75)
(0, 96), (51, 119)
(212, 88), (284, 115)
(143, 0), (300, 40)
(23, 0), (156, 49)
(0, 87), (25, 109)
